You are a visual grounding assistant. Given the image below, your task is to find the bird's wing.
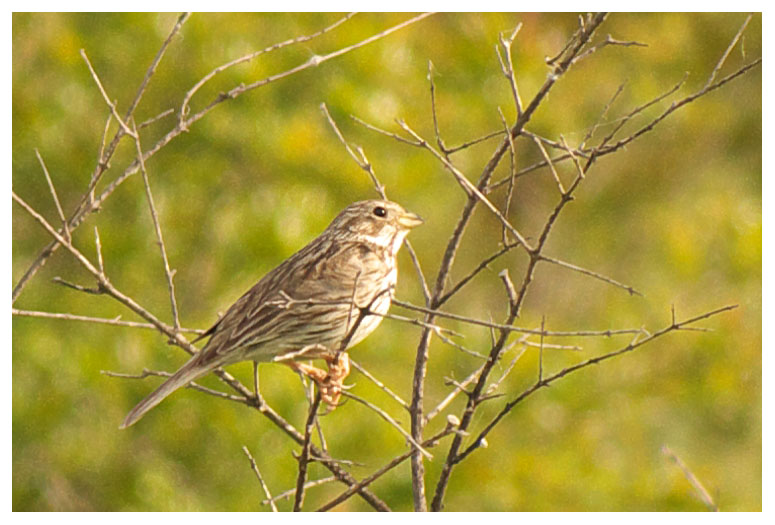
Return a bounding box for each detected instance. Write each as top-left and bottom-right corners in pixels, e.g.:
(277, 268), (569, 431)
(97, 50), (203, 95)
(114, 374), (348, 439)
(197, 239), (386, 363)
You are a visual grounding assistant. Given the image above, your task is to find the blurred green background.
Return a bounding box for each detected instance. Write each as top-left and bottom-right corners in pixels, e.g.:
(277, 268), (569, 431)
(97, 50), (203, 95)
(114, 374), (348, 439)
(12, 13), (761, 511)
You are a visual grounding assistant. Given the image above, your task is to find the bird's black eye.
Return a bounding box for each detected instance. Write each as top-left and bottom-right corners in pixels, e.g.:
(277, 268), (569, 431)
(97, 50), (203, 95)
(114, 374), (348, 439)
(373, 206), (387, 218)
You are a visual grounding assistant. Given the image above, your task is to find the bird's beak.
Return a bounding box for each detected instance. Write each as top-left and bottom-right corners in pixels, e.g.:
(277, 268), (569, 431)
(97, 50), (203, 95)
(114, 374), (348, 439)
(398, 210), (424, 229)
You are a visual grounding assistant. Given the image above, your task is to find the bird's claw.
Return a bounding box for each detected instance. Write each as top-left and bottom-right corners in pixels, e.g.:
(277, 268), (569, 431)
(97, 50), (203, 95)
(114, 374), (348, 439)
(287, 353), (350, 411)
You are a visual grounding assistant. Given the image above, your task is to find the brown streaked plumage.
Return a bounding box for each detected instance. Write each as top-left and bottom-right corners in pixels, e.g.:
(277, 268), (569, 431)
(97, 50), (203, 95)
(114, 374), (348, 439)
(121, 199), (423, 428)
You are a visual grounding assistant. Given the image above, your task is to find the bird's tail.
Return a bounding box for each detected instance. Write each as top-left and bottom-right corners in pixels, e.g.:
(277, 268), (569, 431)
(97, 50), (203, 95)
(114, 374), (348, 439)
(120, 354), (211, 429)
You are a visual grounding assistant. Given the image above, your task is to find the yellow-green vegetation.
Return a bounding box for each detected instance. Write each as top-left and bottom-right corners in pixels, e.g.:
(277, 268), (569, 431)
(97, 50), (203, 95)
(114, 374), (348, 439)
(12, 12), (760, 511)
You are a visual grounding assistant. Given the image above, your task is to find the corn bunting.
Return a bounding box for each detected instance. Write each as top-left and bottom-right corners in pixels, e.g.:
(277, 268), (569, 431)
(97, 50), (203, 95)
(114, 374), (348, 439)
(121, 199), (423, 428)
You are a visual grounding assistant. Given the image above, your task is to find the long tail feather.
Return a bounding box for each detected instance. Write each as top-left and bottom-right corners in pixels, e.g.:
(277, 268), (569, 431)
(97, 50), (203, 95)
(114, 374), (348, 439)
(120, 355), (210, 429)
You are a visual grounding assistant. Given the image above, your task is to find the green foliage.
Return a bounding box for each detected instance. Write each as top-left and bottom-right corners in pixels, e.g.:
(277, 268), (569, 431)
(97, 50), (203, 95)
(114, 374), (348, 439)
(12, 13), (760, 511)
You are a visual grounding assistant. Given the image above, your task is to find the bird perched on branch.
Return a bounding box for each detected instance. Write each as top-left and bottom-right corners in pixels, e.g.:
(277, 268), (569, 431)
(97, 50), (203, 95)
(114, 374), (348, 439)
(121, 199), (423, 428)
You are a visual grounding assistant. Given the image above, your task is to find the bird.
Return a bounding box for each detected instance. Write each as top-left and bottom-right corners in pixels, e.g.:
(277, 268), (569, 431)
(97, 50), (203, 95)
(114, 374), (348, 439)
(121, 199), (423, 428)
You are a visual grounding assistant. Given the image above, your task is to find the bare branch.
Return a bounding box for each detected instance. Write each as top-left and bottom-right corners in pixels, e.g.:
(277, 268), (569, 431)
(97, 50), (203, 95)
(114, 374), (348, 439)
(705, 14), (752, 89)
(350, 359), (409, 410)
(181, 13), (356, 119)
(350, 114), (423, 146)
(80, 49), (134, 135)
(35, 149), (69, 241)
(93, 227), (105, 276)
(293, 392), (322, 512)
(497, 107), (518, 245)
(342, 391), (432, 459)
(530, 134), (566, 195)
(12, 13), (435, 305)
(321, 103), (431, 305)
(437, 242), (518, 307)
(425, 362), (487, 423)
(455, 304), (738, 463)
(242, 446), (278, 512)
(187, 13), (436, 128)
(102, 368), (247, 403)
(428, 60), (448, 154)
(127, 13), (190, 120)
(393, 299), (642, 338)
(597, 58), (760, 157)
(262, 477), (337, 507)
(11, 308), (203, 334)
(497, 23), (524, 115)
(538, 254), (641, 296)
(662, 446), (719, 512)
(445, 129), (505, 154)
(571, 33), (648, 65)
(431, 15), (614, 510)
(397, 119), (533, 252)
(131, 121), (181, 330)
(316, 427), (455, 512)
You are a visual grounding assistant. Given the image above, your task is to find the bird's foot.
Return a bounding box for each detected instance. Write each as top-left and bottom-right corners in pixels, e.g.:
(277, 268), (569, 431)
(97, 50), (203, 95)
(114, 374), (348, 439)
(288, 352), (350, 411)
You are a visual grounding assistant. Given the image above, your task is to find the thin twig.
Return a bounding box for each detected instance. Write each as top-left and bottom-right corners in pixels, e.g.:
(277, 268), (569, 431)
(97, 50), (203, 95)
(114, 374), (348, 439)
(342, 391), (432, 459)
(316, 427), (455, 512)
(131, 120), (180, 330)
(454, 304), (738, 464)
(539, 254), (641, 296)
(350, 359), (409, 410)
(581, 82), (625, 148)
(436, 243), (518, 307)
(350, 114), (423, 146)
(661, 445), (719, 512)
(294, 392), (322, 512)
(428, 60), (448, 154)
(571, 34), (648, 65)
(497, 23), (524, 115)
(705, 14), (752, 89)
(445, 129), (505, 154)
(79, 49), (133, 135)
(393, 299), (641, 338)
(180, 13), (357, 119)
(486, 345), (527, 395)
(321, 103), (431, 304)
(497, 108), (518, 245)
(425, 362), (487, 423)
(397, 119), (533, 252)
(262, 477), (338, 507)
(538, 316), (545, 381)
(102, 368), (248, 403)
(93, 227), (105, 276)
(35, 149), (70, 241)
(12, 13), (434, 306)
(430, 14), (611, 511)
(11, 308), (203, 334)
(127, 13), (190, 120)
(530, 134), (566, 195)
(51, 277), (104, 295)
(138, 108), (175, 129)
(243, 446), (279, 512)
